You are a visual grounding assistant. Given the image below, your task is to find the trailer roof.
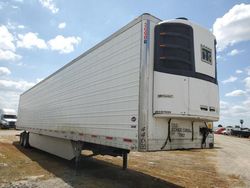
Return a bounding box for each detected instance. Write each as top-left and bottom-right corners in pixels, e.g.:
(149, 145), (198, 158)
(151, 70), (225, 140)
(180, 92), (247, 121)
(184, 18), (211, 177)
(21, 13), (161, 96)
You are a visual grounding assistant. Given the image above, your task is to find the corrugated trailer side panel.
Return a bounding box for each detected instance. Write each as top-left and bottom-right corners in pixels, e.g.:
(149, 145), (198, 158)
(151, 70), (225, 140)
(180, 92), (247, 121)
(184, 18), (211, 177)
(17, 20), (142, 150)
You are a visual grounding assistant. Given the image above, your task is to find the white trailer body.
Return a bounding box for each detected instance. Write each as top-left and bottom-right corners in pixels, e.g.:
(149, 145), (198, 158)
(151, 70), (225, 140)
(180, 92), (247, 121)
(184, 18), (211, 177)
(17, 14), (219, 165)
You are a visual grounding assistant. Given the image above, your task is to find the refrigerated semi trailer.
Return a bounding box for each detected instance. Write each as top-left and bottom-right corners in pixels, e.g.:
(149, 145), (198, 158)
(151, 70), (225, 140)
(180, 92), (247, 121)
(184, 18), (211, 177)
(17, 13), (219, 169)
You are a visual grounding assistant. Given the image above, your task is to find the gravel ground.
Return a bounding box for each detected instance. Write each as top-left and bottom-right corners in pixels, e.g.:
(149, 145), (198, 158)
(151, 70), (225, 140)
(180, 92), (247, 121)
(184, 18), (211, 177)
(215, 135), (250, 187)
(0, 130), (249, 188)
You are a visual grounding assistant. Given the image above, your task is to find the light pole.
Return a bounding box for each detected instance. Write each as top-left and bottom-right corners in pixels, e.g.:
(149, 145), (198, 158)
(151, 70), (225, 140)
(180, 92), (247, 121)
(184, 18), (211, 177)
(240, 119), (244, 129)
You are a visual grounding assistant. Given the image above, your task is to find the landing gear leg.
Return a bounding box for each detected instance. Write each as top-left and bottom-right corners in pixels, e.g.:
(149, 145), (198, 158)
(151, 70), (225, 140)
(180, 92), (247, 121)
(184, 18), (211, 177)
(122, 152), (128, 170)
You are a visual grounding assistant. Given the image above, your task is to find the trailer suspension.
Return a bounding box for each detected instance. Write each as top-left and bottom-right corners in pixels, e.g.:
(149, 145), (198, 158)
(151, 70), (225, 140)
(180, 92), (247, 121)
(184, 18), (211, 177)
(72, 141), (83, 174)
(19, 131), (30, 148)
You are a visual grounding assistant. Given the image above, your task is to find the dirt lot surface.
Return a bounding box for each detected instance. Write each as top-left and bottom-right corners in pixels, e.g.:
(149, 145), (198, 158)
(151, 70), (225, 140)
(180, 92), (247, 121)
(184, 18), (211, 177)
(0, 130), (249, 188)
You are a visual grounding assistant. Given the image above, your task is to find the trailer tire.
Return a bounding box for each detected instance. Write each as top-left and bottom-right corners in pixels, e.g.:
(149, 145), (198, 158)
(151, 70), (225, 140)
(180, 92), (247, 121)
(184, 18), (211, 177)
(23, 132), (30, 148)
(19, 132), (24, 146)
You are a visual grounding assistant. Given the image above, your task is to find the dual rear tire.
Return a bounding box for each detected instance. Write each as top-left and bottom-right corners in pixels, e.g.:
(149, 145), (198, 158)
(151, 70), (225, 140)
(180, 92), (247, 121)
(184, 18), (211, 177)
(20, 131), (30, 148)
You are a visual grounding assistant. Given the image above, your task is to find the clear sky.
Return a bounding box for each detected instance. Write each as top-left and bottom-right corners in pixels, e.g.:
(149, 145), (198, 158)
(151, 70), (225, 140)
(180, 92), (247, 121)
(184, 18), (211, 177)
(0, 0), (249, 127)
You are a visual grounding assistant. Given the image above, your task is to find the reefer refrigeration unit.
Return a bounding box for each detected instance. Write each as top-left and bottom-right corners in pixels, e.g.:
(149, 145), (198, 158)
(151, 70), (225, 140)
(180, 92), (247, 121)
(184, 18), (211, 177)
(17, 13), (219, 169)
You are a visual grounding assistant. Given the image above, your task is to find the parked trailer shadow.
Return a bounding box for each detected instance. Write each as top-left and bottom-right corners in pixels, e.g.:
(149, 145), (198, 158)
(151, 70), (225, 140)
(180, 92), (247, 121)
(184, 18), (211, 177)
(13, 141), (182, 188)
